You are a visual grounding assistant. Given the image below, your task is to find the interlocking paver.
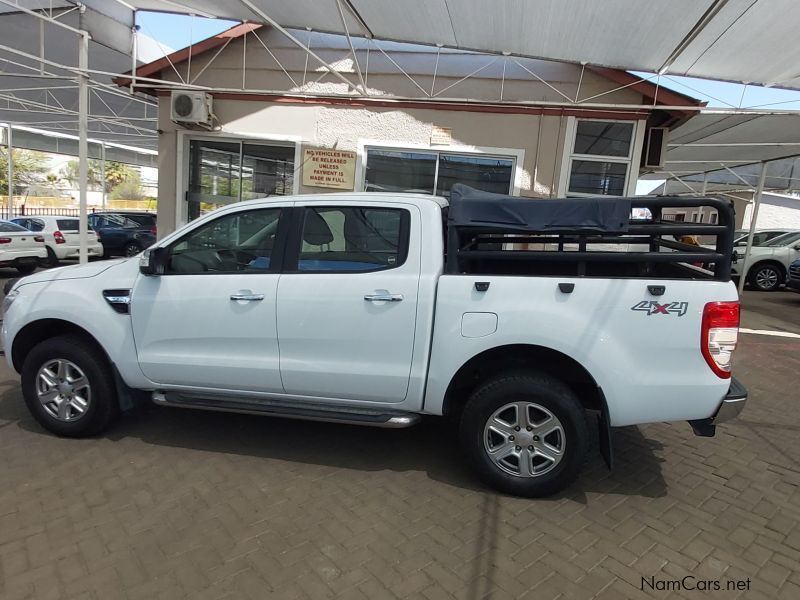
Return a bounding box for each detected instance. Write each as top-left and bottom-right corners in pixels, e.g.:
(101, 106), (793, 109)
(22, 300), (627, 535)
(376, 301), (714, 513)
(0, 291), (799, 599)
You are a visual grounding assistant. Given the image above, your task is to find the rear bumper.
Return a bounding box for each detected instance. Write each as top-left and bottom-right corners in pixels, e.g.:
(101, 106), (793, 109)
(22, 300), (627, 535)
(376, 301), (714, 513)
(53, 243), (104, 260)
(689, 376), (747, 437)
(786, 277), (800, 293)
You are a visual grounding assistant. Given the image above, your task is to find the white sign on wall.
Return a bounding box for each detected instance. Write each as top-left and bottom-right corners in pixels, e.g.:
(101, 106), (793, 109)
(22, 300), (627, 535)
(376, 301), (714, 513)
(302, 148), (357, 190)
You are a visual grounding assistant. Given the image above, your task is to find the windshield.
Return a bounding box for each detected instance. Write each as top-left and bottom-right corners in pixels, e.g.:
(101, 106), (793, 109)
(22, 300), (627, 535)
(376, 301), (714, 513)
(764, 231), (800, 247)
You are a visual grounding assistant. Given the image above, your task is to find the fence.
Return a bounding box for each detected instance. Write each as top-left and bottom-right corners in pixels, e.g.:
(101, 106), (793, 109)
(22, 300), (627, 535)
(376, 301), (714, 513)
(0, 196), (156, 220)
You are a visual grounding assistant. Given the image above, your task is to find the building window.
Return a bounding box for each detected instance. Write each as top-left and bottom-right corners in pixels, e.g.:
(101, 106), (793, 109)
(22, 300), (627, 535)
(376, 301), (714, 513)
(364, 147), (515, 198)
(565, 120), (635, 196)
(187, 139), (295, 220)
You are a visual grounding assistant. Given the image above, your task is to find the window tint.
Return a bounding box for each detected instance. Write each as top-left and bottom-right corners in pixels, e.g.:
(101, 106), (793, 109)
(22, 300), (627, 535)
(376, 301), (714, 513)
(297, 207), (407, 272)
(364, 150), (436, 194)
(0, 221), (29, 232)
(10, 219), (28, 229)
(167, 208), (282, 274)
(573, 121), (633, 157)
(27, 219), (45, 232)
(766, 231), (800, 246)
(364, 149), (515, 198)
(568, 160), (627, 195)
(57, 219), (81, 231)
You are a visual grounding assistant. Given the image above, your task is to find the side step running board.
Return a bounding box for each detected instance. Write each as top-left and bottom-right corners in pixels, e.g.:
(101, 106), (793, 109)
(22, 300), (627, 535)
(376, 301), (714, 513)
(152, 392), (420, 428)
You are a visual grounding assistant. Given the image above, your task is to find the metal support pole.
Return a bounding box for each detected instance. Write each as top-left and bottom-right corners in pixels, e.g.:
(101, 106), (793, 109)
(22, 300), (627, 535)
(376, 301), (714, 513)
(100, 142), (106, 210)
(78, 31), (89, 264)
(737, 162), (767, 295)
(6, 124), (12, 220)
(700, 172), (708, 222)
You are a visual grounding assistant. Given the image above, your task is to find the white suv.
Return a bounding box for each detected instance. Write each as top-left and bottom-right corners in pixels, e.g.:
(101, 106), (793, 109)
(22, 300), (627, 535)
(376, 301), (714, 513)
(12, 216), (104, 266)
(732, 231), (800, 291)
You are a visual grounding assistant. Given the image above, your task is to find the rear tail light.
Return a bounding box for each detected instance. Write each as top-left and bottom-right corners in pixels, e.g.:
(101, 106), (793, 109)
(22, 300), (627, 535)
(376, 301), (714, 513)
(701, 301), (739, 378)
(54, 231), (66, 244)
(0, 237), (11, 244)
(34, 235), (44, 243)
(149, 226), (157, 236)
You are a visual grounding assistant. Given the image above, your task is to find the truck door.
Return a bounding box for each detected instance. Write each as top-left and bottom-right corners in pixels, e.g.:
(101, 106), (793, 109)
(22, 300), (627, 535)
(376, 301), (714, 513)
(276, 204), (420, 403)
(130, 205), (289, 393)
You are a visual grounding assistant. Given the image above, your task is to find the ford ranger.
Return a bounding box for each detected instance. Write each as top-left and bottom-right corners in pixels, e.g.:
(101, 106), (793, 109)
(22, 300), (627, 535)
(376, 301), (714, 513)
(1, 185), (747, 497)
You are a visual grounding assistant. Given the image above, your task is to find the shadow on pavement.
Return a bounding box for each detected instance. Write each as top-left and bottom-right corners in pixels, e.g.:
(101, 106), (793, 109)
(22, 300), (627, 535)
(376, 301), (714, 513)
(0, 382), (667, 500)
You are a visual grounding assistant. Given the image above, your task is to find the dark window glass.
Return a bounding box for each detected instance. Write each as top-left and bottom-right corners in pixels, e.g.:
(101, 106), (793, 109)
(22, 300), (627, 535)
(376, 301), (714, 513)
(168, 208), (282, 274)
(57, 219), (80, 231)
(298, 207), (406, 272)
(364, 150), (436, 194)
(0, 221), (29, 232)
(10, 219), (28, 229)
(568, 160), (627, 196)
(436, 154), (513, 198)
(573, 121), (633, 157)
(241, 143), (295, 200)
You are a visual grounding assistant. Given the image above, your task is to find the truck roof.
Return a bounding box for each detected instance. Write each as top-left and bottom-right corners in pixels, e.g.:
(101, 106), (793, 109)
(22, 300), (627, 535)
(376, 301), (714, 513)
(245, 192), (449, 208)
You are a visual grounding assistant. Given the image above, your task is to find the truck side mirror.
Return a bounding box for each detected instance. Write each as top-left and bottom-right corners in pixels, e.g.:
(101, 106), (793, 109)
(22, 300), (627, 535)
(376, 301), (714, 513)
(139, 247), (167, 276)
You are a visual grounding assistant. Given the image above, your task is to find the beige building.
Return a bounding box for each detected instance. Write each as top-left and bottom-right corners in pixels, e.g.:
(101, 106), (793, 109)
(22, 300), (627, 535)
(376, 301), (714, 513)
(121, 23), (700, 234)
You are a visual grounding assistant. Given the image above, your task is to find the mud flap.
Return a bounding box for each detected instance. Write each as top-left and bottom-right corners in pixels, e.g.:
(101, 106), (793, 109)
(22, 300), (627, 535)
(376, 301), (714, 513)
(597, 390), (613, 470)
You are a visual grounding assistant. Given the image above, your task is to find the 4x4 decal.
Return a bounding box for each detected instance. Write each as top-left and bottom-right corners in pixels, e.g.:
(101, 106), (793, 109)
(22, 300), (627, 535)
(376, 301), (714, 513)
(631, 300), (689, 316)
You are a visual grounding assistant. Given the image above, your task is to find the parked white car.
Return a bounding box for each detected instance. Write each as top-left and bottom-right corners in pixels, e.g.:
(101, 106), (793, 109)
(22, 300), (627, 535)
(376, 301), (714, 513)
(0, 220), (47, 274)
(11, 216), (103, 266)
(732, 230), (800, 291)
(1, 188), (747, 497)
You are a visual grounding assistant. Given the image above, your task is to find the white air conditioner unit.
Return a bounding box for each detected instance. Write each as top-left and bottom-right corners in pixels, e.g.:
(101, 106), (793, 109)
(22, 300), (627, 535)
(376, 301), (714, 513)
(170, 91), (213, 128)
(643, 127), (669, 169)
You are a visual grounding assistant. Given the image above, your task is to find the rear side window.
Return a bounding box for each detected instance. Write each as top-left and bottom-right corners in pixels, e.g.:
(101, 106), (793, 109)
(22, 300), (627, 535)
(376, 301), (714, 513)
(57, 219), (81, 231)
(296, 207), (409, 272)
(0, 221), (28, 232)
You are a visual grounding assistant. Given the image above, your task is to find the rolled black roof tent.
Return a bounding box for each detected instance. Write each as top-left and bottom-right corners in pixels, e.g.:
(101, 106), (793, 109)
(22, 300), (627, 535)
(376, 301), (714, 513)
(445, 184), (736, 281)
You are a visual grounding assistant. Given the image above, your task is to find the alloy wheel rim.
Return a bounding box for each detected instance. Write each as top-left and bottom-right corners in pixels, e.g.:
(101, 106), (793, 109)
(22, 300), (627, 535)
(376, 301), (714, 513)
(483, 401), (565, 478)
(756, 268), (778, 289)
(36, 359), (91, 422)
(125, 246), (140, 257)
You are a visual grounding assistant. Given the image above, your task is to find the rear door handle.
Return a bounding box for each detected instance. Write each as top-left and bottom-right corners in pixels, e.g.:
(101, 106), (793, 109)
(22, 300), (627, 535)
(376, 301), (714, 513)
(230, 293), (265, 301)
(364, 293), (403, 302)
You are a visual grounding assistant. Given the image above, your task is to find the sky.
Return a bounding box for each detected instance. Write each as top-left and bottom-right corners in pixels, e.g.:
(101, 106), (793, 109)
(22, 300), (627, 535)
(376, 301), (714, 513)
(136, 11), (800, 195)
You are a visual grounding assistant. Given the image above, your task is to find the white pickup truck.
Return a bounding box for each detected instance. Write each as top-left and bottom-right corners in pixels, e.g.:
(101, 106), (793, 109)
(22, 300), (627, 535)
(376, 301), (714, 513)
(1, 185), (747, 497)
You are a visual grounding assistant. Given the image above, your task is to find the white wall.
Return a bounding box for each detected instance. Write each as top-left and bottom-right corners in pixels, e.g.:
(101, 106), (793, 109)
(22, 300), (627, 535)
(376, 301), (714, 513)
(741, 193), (800, 230)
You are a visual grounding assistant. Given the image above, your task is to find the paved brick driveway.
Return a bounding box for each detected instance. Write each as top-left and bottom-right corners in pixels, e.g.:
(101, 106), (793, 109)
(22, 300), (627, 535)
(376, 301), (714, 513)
(0, 290), (798, 599)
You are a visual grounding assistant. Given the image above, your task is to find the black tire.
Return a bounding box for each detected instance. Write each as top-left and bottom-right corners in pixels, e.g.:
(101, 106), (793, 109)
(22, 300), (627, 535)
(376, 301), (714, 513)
(123, 242), (142, 257)
(747, 263), (783, 291)
(45, 246), (59, 267)
(21, 335), (119, 437)
(460, 370), (587, 497)
(15, 263), (36, 275)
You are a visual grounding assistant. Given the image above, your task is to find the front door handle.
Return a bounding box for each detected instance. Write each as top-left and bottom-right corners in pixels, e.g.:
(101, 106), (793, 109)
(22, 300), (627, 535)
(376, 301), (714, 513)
(230, 293), (265, 301)
(364, 293), (403, 302)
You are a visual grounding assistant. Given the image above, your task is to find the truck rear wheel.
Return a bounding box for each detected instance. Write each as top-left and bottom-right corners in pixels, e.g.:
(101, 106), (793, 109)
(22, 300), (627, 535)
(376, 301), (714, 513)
(460, 371), (587, 497)
(21, 335), (119, 437)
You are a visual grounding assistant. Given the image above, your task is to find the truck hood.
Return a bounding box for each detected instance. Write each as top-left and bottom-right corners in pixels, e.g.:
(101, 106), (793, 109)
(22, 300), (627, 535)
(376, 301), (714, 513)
(16, 258), (130, 288)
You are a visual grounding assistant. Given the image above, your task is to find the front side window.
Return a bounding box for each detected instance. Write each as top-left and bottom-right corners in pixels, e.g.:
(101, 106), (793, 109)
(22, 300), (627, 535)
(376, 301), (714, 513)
(296, 206), (408, 272)
(167, 208), (283, 274)
(566, 119), (635, 196)
(364, 148), (515, 198)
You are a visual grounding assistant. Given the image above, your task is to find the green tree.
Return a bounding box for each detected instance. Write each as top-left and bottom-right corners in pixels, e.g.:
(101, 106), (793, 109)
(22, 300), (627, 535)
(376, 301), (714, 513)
(60, 159), (102, 191)
(0, 147), (50, 195)
(104, 161), (136, 191)
(109, 168), (146, 201)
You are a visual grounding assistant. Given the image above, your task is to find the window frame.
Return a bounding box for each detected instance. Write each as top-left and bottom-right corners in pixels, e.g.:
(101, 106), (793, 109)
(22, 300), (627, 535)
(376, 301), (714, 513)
(160, 205), (292, 276)
(283, 205), (411, 275)
(356, 139), (524, 196)
(558, 117), (645, 198)
(176, 130), (302, 227)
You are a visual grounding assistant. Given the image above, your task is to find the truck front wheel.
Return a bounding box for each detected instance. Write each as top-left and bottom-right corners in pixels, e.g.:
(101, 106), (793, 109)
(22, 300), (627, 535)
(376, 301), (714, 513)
(21, 335), (119, 437)
(460, 371), (587, 497)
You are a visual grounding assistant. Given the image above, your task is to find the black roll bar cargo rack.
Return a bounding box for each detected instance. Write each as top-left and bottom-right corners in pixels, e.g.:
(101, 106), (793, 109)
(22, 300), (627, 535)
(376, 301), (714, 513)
(445, 185), (735, 281)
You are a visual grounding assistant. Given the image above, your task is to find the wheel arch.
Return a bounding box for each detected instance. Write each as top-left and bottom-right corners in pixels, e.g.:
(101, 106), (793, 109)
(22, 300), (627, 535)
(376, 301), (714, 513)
(11, 318), (109, 373)
(747, 259), (786, 279)
(441, 344), (606, 419)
